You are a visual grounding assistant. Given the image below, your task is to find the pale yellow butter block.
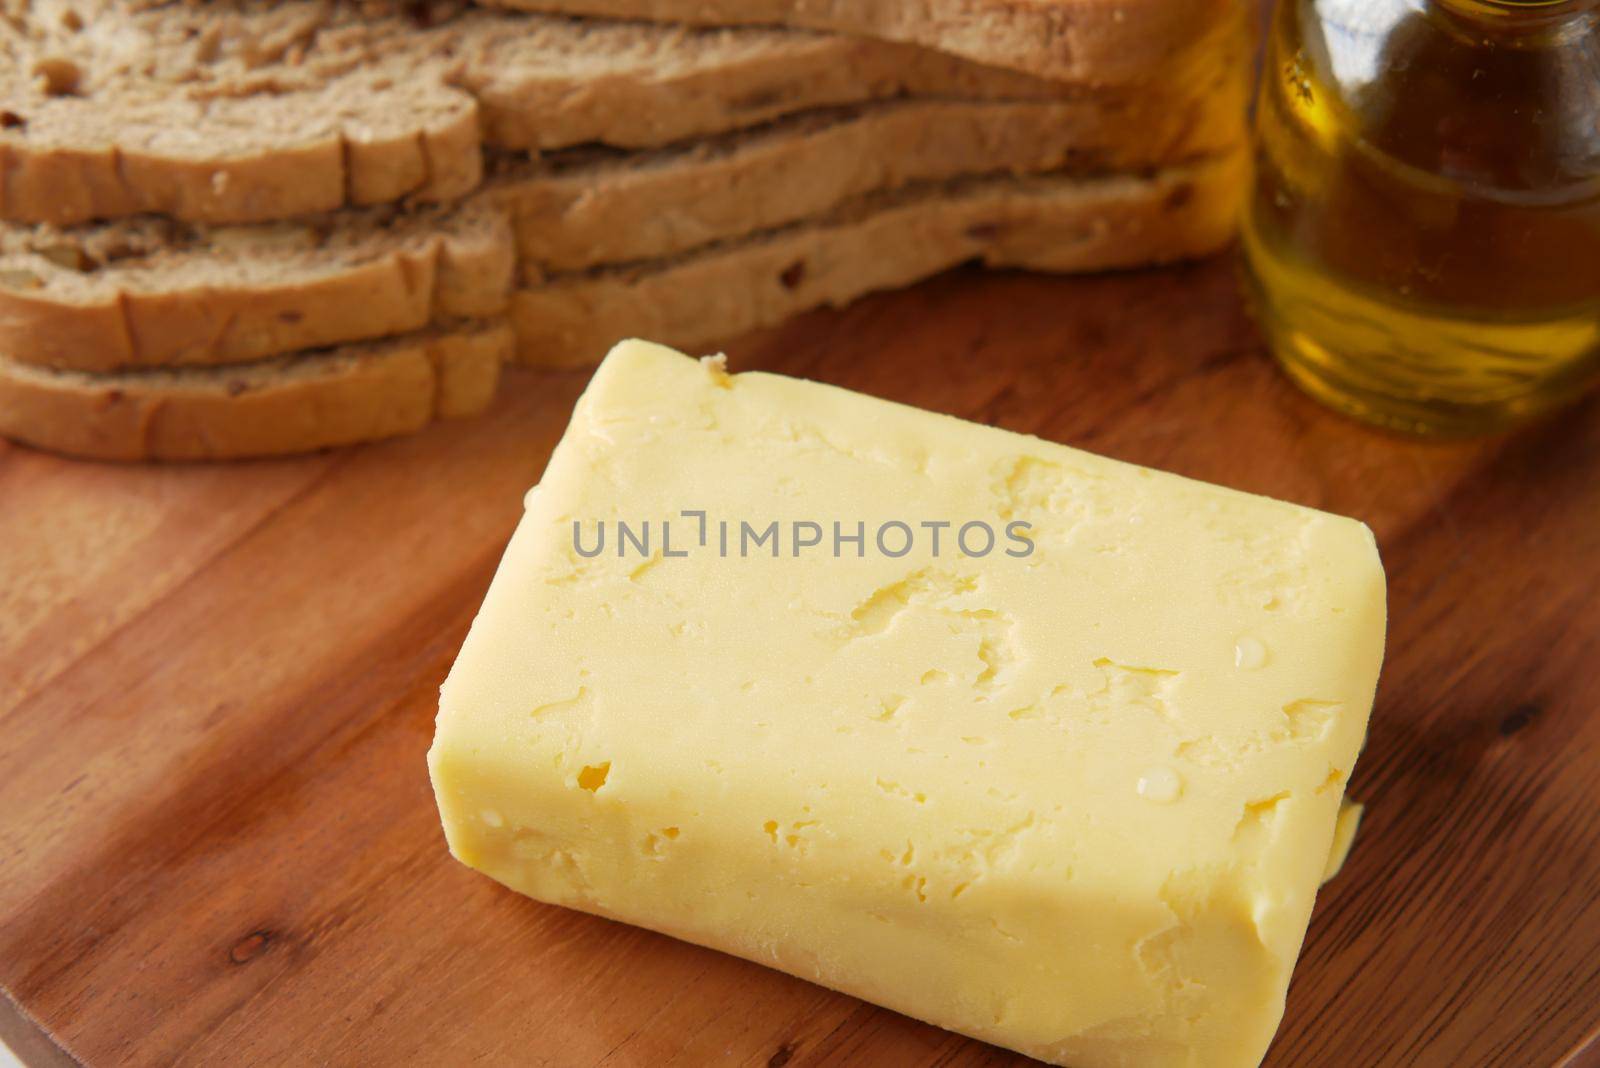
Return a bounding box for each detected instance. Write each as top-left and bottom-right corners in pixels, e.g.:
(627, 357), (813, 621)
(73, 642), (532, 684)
(429, 341), (1386, 1068)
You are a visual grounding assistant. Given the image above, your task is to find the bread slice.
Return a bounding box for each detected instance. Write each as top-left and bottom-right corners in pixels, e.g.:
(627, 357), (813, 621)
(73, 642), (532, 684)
(500, 87), (1246, 273)
(444, 10), (1080, 152)
(1, 0), (1086, 227)
(0, 320), (510, 462)
(0, 1), (485, 227)
(0, 200), (513, 372)
(0, 84), (1240, 373)
(473, 0), (1243, 85)
(510, 151), (1245, 367)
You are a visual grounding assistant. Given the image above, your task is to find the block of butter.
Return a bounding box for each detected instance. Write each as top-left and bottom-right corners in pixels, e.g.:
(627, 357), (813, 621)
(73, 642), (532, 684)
(429, 341), (1386, 1068)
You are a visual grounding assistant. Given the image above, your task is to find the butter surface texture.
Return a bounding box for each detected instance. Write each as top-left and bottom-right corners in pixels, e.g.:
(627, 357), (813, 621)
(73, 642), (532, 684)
(429, 342), (1386, 1068)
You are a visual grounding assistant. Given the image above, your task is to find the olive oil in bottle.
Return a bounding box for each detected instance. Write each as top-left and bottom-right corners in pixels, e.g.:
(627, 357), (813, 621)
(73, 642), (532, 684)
(1243, 0), (1600, 435)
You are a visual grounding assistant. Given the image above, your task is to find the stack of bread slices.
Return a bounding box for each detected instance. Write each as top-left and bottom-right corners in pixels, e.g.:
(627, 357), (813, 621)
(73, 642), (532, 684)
(0, 0), (1251, 461)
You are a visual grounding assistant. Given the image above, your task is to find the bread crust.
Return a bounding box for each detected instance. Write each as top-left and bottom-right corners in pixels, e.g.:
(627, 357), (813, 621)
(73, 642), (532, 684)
(510, 152), (1246, 367)
(0, 321), (510, 462)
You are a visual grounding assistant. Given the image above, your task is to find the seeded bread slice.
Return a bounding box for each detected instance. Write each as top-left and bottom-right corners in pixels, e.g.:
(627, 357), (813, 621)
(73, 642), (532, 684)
(473, 0), (1243, 85)
(0, 320), (510, 462)
(510, 151), (1246, 367)
(0, 200), (513, 371)
(1, 0), (1084, 226)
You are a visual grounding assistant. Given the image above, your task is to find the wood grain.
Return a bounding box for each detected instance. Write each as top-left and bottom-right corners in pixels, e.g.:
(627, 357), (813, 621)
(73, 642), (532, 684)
(2, 256), (1597, 1068)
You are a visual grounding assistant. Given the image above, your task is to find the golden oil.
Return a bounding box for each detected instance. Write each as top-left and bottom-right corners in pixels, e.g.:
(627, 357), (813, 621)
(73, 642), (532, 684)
(1243, 0), (1600, 435)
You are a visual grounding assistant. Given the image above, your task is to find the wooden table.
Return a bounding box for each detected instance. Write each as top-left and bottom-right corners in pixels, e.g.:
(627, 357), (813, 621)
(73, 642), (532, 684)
(2, 256), (1597, 1068)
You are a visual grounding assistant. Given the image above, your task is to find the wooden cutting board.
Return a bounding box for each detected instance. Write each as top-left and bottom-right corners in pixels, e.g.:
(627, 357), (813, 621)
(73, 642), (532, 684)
(2, 257), (1597, 1068)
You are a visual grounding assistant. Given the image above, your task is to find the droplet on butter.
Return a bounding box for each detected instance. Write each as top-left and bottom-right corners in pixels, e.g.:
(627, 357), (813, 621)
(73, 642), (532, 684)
(481, 809), (504, 828)
(1137, 766), (1182, 804)
(1234, 636), (1267, 670)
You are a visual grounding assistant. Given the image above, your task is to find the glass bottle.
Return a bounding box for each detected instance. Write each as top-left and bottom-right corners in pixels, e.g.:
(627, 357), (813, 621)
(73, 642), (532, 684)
(1242, 0), (1600, 435)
